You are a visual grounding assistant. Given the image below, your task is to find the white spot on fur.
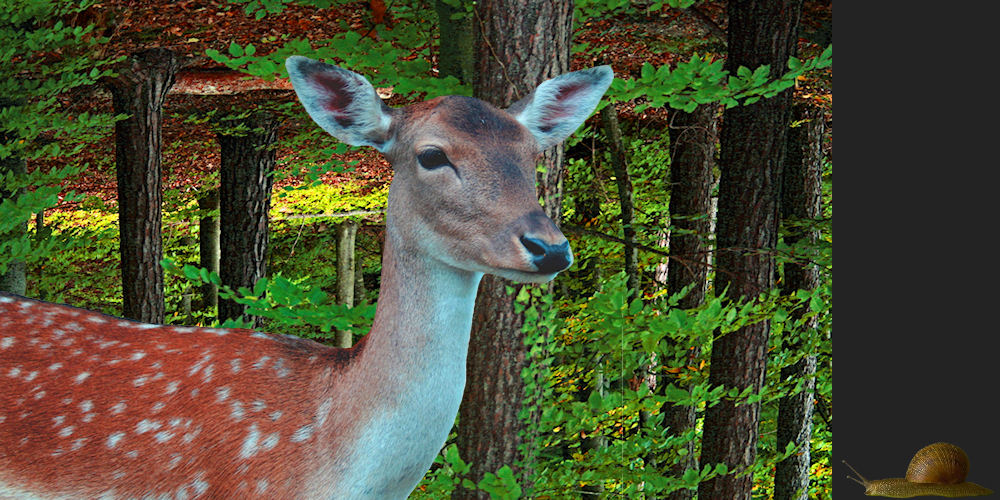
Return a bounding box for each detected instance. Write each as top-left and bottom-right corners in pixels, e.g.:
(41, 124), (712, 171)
(273, 358), (290, 378)
(1, 337), (14, 349)
(48, 362), (63, 371)
(262, 432), (279, 451)
(59, 426), (74, 437)
(8, 366), (21, 377)
(270, 410), (283, 421)
(252, 356), (270, 369)
(136, 419), (162, 434)
(151, 401), (166, 413)
(154, 431), (174, 443)
(107, 433), (126, 449)
(165, 380), (181, 394)
(131, 351), (146, 360)
(111, 401), (127, 414)
(240, 424), (260, 458)
(74, 371), (91, 384)
(316, 398), (333, 426)
(290, 424), (313, 443)
(216, 386), (231, 402)
(79, 400), (93, 413)
(133, 376), (148, 387)
(230, 358), (242, 373)
(230, 400), (245, 421)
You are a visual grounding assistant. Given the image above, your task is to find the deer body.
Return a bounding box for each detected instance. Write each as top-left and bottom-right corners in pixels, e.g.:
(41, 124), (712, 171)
(0, 56), (612, 499)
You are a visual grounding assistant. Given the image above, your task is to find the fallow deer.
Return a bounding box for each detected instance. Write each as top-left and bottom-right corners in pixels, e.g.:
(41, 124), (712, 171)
(0, 56), (613, 499)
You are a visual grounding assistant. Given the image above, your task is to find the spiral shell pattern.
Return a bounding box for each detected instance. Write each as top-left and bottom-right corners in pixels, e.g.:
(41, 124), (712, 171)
(905, 442), (969, 484)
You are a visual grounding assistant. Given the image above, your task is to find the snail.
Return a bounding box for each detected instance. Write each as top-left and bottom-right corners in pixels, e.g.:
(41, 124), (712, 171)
(844, 442), (993, 497)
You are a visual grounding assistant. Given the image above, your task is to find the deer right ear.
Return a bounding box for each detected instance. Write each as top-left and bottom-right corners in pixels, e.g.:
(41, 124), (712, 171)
(286, 56), (394, 152)
(508, 66), (614, 151)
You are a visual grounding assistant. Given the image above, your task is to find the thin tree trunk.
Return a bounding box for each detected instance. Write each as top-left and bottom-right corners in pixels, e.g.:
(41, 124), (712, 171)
(661, 103), (717, 500)
(217, 111), (279, 328)
(601, 104), (638, 297)
(354, 240), (367, 302)
(334, 220), (358, 348)
(773, 104), (824, 500)
(455, 1), (573, 497)
(698, 2), (802, 499)
(434, 0), (473, 85)
(198, 189), (220, 312)
(107, 49), (179, 323)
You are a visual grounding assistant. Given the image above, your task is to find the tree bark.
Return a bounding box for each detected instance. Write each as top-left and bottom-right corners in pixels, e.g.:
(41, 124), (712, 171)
(107, 48), (179, 323)
(198, 189), (220, 312)
(217, 111), (279, 328)
(455, 1), (573, 497)
(773, 104), (824, 500)
(698, 2), (802, 499)
(335, 220), (358, 348)
(661, 103), (717, 500)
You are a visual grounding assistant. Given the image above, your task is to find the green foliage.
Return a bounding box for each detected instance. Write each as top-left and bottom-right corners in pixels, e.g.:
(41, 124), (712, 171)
(1, 0), (122, 280)
(614, 45), (833, 112)
(163, 258), (375, 338)
(205, 3), (467, 99)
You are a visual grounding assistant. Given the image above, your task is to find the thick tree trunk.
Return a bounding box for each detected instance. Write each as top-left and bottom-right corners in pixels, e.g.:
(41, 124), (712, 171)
(198, 189), (220, 312)
(217, 112), (279, 328)
(660, 103), (717, 500)
(773, 104), (824, 500)
(107, 49), (179, 323)
(698, 2), (802, 499)
(334, 220), (358, 348)
(455, 1), (573, 497)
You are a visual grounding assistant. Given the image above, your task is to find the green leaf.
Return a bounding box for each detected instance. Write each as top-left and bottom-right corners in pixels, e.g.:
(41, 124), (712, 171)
(587, 390), (603, 410)
(228, 42), (244, 57)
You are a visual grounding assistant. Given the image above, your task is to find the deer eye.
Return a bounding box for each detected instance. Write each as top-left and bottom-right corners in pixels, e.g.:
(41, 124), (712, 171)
(417, 147), (452, 170)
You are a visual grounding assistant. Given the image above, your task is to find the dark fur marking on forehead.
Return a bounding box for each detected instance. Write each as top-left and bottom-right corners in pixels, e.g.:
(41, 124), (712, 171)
(435, 96), (521, 138)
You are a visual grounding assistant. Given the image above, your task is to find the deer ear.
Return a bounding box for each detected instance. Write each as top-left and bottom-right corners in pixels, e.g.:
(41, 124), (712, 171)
(286, 56), (394, 152)
(508, 66), (614, 150)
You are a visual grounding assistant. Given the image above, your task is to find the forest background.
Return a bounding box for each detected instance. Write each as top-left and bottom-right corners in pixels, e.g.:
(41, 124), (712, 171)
(6, 1), (980, 500)
(12, 0), (831, 498)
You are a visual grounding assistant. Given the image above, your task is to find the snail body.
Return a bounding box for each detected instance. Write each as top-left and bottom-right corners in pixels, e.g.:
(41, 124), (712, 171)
(845, 442), (993, 498)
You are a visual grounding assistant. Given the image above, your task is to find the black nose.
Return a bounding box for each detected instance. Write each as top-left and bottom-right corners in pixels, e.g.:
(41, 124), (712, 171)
(519, 236), (572, 273)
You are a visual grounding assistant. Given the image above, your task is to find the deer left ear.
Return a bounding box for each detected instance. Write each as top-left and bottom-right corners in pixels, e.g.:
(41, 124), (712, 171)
(507, 66), (614, 151)
(286, 56), (394, 152)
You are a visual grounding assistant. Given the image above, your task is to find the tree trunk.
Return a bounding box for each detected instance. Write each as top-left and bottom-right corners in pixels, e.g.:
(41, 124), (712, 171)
(217, 111), (279, 328)
(455, 1), (573, 497)
(434, 0), (473, 85)
(660, 103), (717, 500)
(773, 104), (824, 500)
(601, 104), (638, 298)
(335, 220), (358, 348)
(107, 48), (179, 323)
(698, 2), (802, 499)
(198, 189), (220, 312)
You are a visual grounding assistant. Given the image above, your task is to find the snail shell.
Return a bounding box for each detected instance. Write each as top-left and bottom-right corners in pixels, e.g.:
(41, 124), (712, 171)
(845, 442), (993, 498)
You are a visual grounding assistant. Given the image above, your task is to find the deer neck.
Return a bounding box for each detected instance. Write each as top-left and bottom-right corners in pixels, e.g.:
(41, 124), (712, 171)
(314, 223), (483, 498)
(366, 225), (483, 379)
